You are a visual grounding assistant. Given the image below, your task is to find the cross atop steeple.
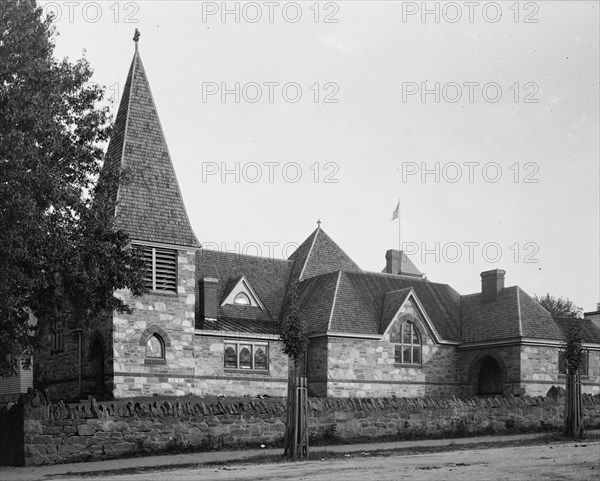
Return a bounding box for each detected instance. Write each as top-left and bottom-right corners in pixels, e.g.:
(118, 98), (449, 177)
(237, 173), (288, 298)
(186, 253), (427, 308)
(317, 219), (322, 228)
(133, 28), (140, 52)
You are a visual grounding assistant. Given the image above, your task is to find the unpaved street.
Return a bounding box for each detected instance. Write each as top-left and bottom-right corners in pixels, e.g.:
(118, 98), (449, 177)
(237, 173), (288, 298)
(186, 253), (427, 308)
(51, 441), (600, 481)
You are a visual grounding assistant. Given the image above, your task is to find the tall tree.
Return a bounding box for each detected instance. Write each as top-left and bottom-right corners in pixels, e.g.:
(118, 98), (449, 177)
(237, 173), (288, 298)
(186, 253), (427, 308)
(0, 0), (146, 371)
(563, 320), (585, 439)
(279, 283), (309, 459)
(279, 283), (309, 370)
(534, 293), (583, 318)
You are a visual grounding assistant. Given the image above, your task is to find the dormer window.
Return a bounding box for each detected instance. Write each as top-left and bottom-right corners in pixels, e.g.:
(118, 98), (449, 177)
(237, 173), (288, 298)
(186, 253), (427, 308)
(234, 292), (251, 305)
(221, 276), (265, 309)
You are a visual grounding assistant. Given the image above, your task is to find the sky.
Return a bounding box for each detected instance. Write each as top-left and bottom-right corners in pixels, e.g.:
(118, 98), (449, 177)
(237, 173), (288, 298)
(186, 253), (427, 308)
(39, 0), (599, 311)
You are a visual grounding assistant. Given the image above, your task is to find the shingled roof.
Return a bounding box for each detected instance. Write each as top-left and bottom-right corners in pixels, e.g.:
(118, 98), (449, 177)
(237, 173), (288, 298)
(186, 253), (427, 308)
(196, 249), (294, 332)
(297, 270), (462, 340)
(288, 227), (361, 283)
(461, 287), (524, 342)
(461, 286), (600, 344)
(294, 271), (341, 335)
(554, 317), (600, 344)
(380, 288), (413, 333)
(100, 49), (199, 247)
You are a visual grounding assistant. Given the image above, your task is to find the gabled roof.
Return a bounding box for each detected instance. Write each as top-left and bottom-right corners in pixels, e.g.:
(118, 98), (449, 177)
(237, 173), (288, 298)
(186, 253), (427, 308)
(100, 49), (199, 247)
(196, 249), (294, 330)
(380, 288), (413, 334)
(288, 227), (361, 283)
(297, 270), (462, 340)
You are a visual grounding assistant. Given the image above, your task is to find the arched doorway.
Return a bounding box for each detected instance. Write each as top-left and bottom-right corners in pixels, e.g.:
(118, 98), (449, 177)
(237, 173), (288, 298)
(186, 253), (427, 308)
(477, 356), (503, 395)
(89, 337), (105, 396)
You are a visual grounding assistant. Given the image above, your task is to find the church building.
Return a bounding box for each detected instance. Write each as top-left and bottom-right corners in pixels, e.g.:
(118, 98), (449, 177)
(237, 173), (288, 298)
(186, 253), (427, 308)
(31, 38), (600, 401)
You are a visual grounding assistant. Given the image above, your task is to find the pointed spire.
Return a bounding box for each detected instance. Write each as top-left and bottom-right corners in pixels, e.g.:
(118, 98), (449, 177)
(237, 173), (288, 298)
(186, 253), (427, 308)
(100, 37), (200, 248)
(288, 227), (360, 282)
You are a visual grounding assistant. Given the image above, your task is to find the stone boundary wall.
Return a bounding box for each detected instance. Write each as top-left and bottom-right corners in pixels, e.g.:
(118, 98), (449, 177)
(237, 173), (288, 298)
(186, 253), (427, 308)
(1, 389), (599, 466)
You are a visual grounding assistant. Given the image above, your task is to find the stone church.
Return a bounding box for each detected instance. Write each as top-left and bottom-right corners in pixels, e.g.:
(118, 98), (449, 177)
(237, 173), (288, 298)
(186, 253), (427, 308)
(31, 41), (600, 401)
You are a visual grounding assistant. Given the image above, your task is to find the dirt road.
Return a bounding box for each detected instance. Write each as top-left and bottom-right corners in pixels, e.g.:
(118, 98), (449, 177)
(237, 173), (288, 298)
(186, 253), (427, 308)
(49, 441), (599, 481)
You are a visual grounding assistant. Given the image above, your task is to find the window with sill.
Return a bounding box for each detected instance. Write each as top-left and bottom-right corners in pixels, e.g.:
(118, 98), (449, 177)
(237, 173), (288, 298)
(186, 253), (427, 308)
(135, 244), (177, 293)
(558, 349), (589, 376)
(391, 321), (421, 365)
(224, 341), (268, 371)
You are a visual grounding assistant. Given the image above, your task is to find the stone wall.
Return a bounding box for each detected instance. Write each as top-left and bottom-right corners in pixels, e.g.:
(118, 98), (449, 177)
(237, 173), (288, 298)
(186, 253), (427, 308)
(317, 323), (460, 398)
(34, 310), (113, 401)
(458, 345), (600, 397)
(307, 336), (328, 397)
(192, 335), (288, 397)
(520, 345), (600, 396)
(112, 249), (197, 398)
(459, 345), (522, 397)
(310, 389), (600, 442)
(2, 389), (600, 466)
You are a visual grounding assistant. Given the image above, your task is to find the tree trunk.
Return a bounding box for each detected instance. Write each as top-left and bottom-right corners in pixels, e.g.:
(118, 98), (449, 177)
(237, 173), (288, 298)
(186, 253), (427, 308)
(283, 362), (309, 459)
(564, 372), (583, 439)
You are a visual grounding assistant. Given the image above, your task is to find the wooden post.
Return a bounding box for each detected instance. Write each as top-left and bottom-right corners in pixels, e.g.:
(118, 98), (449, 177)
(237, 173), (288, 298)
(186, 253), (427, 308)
(284, 366), (295, 457)
(292, 375), (299, 459)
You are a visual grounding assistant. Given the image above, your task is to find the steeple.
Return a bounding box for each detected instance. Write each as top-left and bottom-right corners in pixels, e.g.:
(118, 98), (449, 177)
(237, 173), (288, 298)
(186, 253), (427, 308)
(100, 33), (200, 248)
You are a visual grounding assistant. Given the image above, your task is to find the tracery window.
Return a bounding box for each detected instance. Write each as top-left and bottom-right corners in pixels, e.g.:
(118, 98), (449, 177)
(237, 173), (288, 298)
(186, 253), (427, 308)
(224, 341), (269, 371)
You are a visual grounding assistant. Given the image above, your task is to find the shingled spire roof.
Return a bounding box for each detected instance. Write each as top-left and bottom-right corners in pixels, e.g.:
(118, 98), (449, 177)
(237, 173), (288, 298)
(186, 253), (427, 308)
(288, 226), (361, 283)
(100, 40), (199, 247)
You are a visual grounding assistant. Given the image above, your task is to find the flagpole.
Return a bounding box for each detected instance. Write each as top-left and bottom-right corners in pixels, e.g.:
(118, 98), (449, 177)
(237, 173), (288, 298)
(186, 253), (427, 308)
(398, 198), (402, 275)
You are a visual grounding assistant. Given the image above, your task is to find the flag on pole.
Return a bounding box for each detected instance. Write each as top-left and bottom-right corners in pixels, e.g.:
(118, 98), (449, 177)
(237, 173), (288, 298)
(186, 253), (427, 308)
(391, 201), (399, 221)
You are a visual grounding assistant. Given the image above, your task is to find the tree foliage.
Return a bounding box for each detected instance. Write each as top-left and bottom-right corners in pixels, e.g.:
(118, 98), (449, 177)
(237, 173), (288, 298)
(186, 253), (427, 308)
(0, 0), (146, 371)
(534, 293), (583, 319)
(279, 283), (308, 368)
(563, 320), (585, 375)
(563, 319), (585, 439)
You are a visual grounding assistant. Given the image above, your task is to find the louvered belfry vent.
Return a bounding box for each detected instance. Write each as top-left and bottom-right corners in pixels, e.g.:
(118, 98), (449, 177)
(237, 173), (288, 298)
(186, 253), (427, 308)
(136, 245), (177, 292)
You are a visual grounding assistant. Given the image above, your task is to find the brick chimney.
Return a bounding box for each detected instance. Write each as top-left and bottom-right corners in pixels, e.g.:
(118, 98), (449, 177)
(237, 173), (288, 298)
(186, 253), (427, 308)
(200, 278), (218, 320)
(385, 249), (400, 274)
(481, 269), (505, 302)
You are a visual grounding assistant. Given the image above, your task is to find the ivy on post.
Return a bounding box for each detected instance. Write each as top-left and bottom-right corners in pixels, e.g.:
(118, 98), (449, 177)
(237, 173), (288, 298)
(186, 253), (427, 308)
(563, 320), (584, 439)
(279, 283), (309, 459)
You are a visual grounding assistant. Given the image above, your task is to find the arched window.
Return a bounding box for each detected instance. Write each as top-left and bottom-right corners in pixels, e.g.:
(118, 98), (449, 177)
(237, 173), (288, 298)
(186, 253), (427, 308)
(146, 334), (165, 359)
(234, 292), (251, 305)
(239, 344), (252, 369)
(394, 321), (421, 365)
(223, 341), (269, 371)
(254, 345), (268, 370)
